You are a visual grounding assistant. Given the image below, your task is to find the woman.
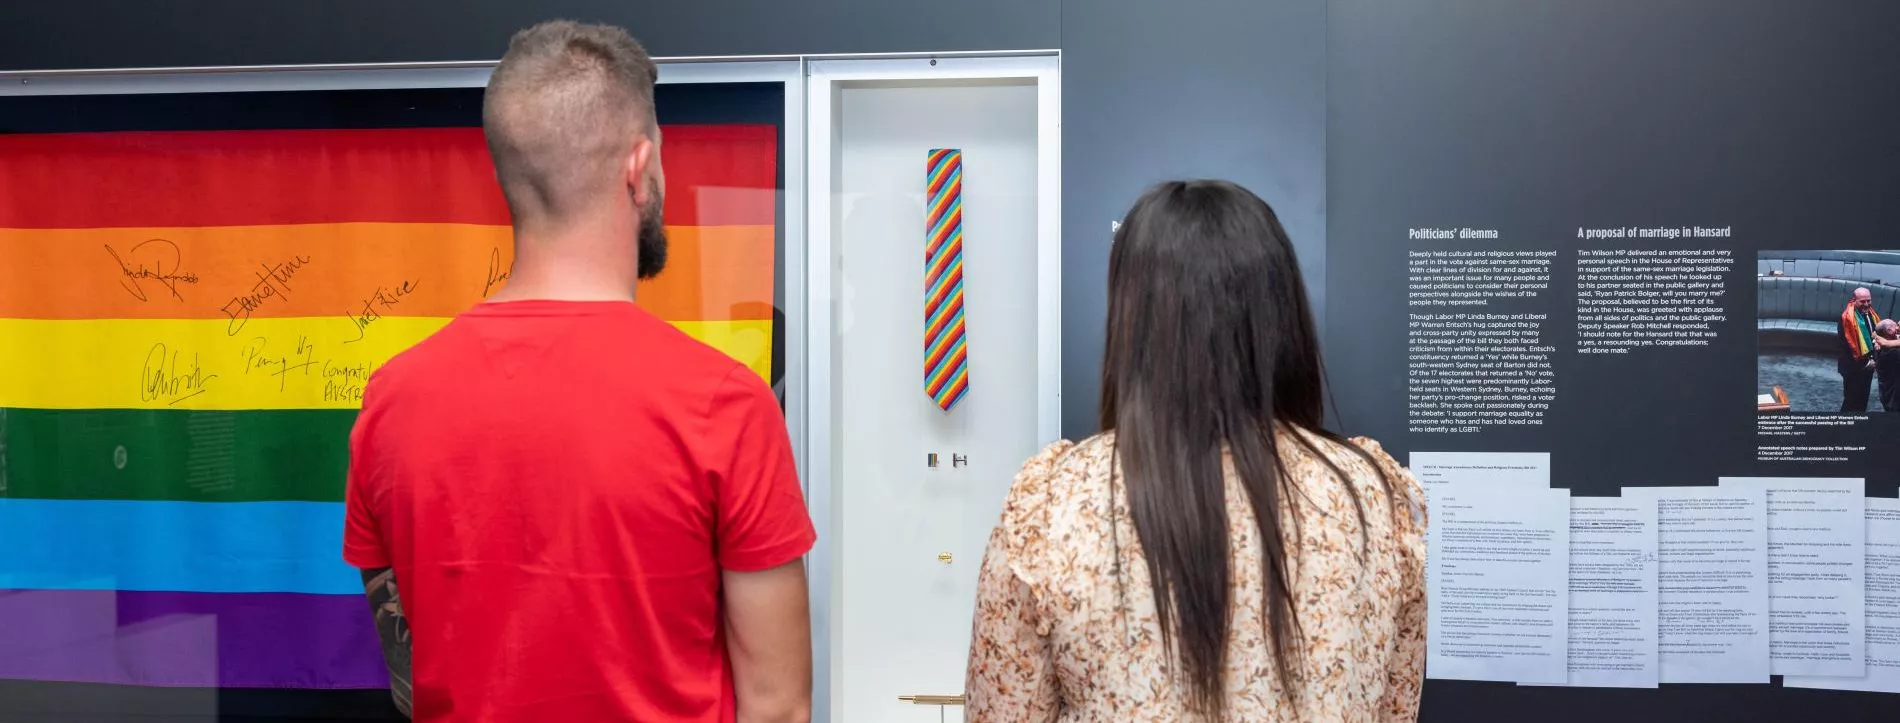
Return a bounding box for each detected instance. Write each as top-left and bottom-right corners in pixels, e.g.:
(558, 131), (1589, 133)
(965, 180), (1426, 722)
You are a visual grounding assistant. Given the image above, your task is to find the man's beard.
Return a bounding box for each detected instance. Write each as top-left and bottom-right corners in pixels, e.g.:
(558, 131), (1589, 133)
(637, 186), (669, 280)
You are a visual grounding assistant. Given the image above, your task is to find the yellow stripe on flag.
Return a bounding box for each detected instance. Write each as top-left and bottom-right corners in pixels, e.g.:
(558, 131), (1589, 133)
(0, 317), (771, 410)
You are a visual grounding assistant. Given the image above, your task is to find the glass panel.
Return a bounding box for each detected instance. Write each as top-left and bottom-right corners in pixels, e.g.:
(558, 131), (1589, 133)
(0, 79), (788, 718)
(827, 76), (1042, 723)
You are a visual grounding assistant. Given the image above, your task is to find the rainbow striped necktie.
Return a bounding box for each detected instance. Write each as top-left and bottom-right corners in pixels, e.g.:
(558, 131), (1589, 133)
(924, 149), (970, 412)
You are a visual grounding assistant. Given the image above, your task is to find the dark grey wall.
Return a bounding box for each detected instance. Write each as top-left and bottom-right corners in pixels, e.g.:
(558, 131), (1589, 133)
(1327, 1), (1899, 720)
(0, 0), (1060, 69)
(1059, 0), (1329, 438)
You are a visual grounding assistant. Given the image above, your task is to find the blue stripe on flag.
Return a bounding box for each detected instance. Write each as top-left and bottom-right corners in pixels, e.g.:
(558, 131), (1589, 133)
(0, 499), (357, 595)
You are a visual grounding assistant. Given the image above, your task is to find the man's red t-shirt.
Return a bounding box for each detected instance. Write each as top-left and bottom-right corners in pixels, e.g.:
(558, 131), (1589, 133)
(343, 300), (815, 722)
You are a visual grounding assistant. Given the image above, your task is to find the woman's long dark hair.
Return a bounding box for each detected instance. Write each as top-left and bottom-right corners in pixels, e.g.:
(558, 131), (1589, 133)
(1099, 180), (1391, 718)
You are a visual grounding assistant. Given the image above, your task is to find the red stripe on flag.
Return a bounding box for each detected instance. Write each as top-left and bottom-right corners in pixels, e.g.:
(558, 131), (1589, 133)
(659, 125), (779, 227)
(0, 125), (776, 228)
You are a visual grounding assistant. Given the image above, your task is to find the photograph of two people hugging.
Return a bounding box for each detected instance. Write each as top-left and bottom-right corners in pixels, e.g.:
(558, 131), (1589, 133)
(1837, 287), (1900, 412)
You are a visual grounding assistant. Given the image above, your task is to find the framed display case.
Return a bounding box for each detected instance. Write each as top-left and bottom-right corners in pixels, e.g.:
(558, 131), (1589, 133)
(0, 50), (1060, 723)
(804, 54), (1060, 723)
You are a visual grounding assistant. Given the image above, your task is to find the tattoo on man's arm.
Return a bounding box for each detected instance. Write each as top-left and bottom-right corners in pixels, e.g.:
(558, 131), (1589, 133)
(361, 567), (413, 718)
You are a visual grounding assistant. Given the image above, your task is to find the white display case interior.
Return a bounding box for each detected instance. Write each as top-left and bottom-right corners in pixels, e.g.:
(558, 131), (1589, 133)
(804, 55), (1061, 723)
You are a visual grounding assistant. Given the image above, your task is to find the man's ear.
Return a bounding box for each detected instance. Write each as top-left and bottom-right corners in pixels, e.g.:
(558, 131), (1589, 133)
(627, 137), (655, 206)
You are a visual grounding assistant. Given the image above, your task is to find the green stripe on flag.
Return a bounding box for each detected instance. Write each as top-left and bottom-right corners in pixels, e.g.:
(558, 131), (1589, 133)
(2, 408), (353, 502)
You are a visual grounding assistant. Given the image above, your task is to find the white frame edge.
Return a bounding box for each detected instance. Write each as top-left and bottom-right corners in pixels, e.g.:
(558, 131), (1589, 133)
(0, 59), (797, 96)
(802, 52), (1061, 723)
(802, 65), (842, 723)
(775, 63), (813, 497)
(0, 50), (1066, 82)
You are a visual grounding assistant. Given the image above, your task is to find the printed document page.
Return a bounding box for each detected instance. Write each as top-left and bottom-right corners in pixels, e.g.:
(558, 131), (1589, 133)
(1621, 486), (1769, 684)
(1718, 477), (1866, 677)
(1558, 496), (1660, 688)
(1784, 498), (1900, 694)
(1428, 486), (1570, 684)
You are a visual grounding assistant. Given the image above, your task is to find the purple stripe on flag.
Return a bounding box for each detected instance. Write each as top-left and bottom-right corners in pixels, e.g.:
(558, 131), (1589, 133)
(0, 589), (386, 689)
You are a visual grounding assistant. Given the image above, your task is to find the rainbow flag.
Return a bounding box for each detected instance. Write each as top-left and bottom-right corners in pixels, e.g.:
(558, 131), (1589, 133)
(0, 123), (778, 688)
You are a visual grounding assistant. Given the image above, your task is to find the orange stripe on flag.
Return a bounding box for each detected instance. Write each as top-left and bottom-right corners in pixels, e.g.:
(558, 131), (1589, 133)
(0, 224), (775, 322)
(637, 225), (780, 322)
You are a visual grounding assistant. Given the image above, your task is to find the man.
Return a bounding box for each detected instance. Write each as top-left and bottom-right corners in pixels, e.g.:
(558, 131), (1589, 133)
(1839, 287), (1882, 412)
(343, 21), (815, 723)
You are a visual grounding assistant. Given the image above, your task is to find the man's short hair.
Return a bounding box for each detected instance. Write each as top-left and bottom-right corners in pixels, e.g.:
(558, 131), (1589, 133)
(1879, 319), (1897, 335)
(483, 20), (659, 225)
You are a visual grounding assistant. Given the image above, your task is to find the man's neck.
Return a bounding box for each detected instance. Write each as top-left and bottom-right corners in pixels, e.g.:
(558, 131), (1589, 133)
(489, 260), (636, 303)
(489, 223), (640, 303)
